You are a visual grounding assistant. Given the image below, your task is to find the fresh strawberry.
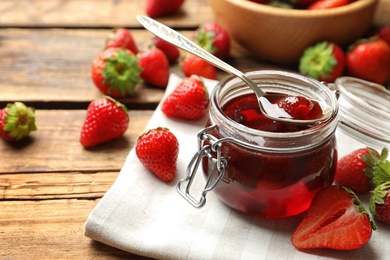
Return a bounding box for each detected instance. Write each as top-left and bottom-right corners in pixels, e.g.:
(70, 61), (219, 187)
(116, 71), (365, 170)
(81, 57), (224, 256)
(105, 28), (139, 54)
(91, 47), (142, 97)
(194, 22), (230, 60)
(135, 127), (179, 182)
(80, 96), (129, 148)
(299, 41), (345, 83)
(367, 148), (390, 223)
(346, 37), (390, 85)
(181, 54), (217, 80)
(292, 185), (376, 250)
(145, 0), (184, 18)
(334, 147), (383, 193)
(378, 25), (390, 47)
(161, 75), (209, 120)
(138, 48), (170, 88)
(0, 102), (37, 141)
(370, 181), (390, 224)
(152, 37), (180, 63)
(308, 0), (349, 9)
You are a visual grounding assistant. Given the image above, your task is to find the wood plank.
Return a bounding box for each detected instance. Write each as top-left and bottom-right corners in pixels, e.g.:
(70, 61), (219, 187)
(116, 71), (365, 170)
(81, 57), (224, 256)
(1, 172), (117, 200)
(0, 110), (153, 174)
(0, 199), (152, 259)
(0, 28), (275, 107)
(0, 28), (171, 108)
(0, 0), (213, 28)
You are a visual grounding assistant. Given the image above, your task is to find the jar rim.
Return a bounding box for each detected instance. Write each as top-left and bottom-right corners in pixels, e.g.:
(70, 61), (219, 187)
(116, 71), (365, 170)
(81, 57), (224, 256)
(209, 70), (339, 152)
(211, 69), (339, 138)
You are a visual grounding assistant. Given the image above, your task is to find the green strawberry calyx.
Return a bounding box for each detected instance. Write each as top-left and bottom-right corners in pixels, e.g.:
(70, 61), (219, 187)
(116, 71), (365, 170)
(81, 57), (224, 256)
(3, 102), (37, 140)
(102, 95), (129, 113)
(369, 181), (390, 216)
(195, 28), (217, 54)
(102, 49), (143, 97)
(299, 41), (336, 80)
(340, 185), (377, 230)
(137, 127), (170, 141)
(363, 147), (390, 186)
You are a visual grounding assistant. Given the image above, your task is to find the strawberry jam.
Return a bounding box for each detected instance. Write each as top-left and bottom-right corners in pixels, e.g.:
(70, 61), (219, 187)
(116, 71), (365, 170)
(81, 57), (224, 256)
(202, 93), (337, 218)
(197, 70), (339, 218)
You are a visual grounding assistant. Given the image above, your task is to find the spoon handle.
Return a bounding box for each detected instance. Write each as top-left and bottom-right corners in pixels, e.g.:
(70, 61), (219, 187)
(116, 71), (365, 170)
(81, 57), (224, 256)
(136, 15), (265, 96)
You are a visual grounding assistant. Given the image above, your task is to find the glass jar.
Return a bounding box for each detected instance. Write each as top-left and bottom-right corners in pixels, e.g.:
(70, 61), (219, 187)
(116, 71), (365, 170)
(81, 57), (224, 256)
(334, 77), (390, 150)
(177, 70), (339, 218)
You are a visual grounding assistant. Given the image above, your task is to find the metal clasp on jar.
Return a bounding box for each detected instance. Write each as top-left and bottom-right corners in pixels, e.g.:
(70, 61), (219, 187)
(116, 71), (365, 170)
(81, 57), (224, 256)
(176, 124), (227, 208)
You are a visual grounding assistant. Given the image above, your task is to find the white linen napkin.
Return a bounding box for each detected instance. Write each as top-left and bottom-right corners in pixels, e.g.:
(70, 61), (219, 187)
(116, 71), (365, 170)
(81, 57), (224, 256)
(84, 74), (390, 260)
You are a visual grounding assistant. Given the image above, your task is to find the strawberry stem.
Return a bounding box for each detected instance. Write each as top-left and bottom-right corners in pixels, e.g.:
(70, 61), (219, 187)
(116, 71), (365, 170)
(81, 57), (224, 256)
(102, 49), (143, 97)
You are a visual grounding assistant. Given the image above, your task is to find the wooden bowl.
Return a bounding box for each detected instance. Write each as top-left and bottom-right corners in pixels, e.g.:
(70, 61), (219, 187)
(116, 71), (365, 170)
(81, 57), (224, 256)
(209, 0), (378, 64)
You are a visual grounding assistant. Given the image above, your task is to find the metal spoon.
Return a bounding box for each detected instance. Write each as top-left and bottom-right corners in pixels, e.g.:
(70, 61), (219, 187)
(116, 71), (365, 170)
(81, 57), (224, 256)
(136, 15), (332, 125)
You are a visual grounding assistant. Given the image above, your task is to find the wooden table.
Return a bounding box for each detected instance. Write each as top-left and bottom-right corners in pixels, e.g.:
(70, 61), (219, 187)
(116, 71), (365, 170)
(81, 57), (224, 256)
(0, 1), (389, 259)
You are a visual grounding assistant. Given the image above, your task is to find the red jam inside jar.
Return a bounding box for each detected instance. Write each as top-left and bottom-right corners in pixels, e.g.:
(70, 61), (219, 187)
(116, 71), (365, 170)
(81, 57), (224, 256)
(198, 70), (339, 218)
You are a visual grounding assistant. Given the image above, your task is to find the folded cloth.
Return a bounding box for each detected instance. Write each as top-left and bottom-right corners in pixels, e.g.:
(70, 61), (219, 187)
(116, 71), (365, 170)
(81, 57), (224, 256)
(84, 74), (390, 260)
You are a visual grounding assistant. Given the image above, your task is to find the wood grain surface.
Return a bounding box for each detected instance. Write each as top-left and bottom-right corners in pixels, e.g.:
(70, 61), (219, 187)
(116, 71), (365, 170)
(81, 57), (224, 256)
(0, 0), (389, 259)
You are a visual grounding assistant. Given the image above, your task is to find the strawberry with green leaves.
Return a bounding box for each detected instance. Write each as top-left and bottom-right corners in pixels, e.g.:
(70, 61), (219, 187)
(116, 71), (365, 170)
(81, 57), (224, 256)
(138, 48), (170, 88)
(181, 54), (217, 80)
(367, 148), (390, 224)
(194, 22), (230, 60)
(0, 102), (37, 141)
(299, 41), (345, 83)
(371, 182), (390, 224)
(334, 147), (382, 193)
(161, 75), (210, 120)
(80, 96), (129, 148)
(145, 0), (184, 18)
(135, 127), (179, 182)
(105, 28), (139, 54)
(346, 37), (390, 85)
(91, 47), (143, 97)
(292, 185), (376, 250)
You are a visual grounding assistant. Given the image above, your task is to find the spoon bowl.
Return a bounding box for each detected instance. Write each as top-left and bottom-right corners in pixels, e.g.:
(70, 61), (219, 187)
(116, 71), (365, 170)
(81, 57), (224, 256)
(136, 15), (332, 125)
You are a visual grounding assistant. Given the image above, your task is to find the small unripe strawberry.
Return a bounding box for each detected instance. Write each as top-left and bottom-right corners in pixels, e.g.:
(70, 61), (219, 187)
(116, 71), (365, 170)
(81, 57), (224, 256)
(0, 102), (37, 141)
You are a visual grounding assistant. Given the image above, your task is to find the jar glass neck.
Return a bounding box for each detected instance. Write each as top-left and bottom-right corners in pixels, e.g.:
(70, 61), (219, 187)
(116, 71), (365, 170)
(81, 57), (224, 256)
(210, 70), (339, 152)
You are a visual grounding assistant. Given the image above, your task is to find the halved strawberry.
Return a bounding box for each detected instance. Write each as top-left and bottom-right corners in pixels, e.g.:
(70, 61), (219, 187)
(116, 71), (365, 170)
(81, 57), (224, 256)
(292, 185), (376, 250)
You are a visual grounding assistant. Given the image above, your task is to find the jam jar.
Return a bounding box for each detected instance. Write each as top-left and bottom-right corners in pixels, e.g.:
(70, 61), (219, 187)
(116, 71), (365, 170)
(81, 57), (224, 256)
(177, 70), (339, 218)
